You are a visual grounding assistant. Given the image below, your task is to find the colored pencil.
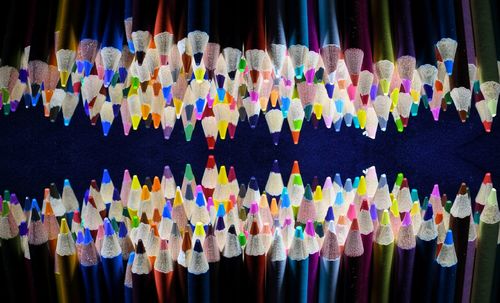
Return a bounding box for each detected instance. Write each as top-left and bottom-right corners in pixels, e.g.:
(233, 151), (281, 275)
(187, 239), (210, 303)
(245, 219), (267, 303)
(79, 228), (103, 303)
(392, 212), (416, 302)
(131, 239), (156, 302)
(220, 224), (243, 303)
(435, 230), (458, 303)
(266, 227), (286, 303)
(54, 218), (81, 303)
(471, 189), (500, 302)
(154, 239), (176, 303)
(0, 202), (29, 302)
(341, 218), (367, 302)
(124, 252), (134, 303)
(461, 217), (476, 303)
(28, 204), (56, 302)
(101, 218), (125, 302)
(371, 210), (394, 303)
(448, 183), (471, 302)
(305, 220), (320, 303)
(287, 226), (309, 303)
(204, 224), (220, 303)
(412, 203), (438, 301)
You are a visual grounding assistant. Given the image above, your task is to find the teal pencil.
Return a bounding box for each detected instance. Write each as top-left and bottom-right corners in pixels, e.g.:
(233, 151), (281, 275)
(287, 226), (309, 303)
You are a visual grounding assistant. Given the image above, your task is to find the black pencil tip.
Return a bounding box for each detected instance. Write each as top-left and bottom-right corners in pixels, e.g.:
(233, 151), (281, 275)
(136, 51), (146, 65)
(207, 223), (214, 236)
(228, 224), (236, 235)
(193, 239), (203, 252)
(140, 212), (149, 224)
(31, 207), (41, 221)
(136, 239), (145, 254)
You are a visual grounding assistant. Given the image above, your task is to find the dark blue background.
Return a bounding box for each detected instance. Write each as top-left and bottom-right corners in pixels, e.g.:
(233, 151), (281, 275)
(1, 98), (499, 202)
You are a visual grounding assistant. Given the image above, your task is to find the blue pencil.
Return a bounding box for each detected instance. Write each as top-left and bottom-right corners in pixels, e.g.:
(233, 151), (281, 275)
(78, 0), (105, 76)
(187, 239), (210, 303)
(124, 252), (135, 303)
(101, 0), (125, 87)
(434, 230), (457, 303)
(101, 218), (124, 302)
(80, 228), (103, 303)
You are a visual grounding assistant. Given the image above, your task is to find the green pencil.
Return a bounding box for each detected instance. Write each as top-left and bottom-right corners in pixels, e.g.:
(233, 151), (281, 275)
(371, 210), (394, 303)
(471, 189), (500, 302)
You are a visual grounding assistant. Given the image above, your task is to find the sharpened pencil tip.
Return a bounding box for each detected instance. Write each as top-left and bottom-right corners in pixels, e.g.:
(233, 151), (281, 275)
(295, 226), (304, 239)
(60, 218), (69, 234)
(381, 210), (390, 225)
(136, 239), (145, 254)
(444, 230), (453, 245)
(194, 239), (203, 252)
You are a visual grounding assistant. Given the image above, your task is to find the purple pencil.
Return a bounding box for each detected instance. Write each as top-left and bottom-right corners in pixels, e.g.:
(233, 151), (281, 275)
(306, 0), (319, 54)
(305, 220), (319, 303)
(462, 217), (476, 302)
(393, 212), (416, 303)
(393, 0), (416, 94)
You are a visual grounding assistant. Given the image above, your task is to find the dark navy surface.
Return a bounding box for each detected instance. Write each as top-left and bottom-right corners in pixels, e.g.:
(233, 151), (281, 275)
(0, 98), (499, 202)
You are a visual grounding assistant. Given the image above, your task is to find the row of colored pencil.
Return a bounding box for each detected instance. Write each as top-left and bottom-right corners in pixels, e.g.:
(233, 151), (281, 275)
(0, 0), (498, 144)
(0, 159), (498, 302)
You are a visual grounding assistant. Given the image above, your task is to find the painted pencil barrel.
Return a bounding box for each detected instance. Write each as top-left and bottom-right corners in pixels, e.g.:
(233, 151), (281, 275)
(307, 252), (319, 303)
(471, 222), (499, 302)
(267, 260), (286, 303)
(101, 255), (124, 302)
(187, 271), (210, 303)
(371, 242), (393, 303)
(412, 239), (437, 301)
(287, 258), (309, 303)
(80, 264), (102, 303)
(393, 246), (415, 302)
(436, 265), (457, 303)
(318, 257), (340, 303)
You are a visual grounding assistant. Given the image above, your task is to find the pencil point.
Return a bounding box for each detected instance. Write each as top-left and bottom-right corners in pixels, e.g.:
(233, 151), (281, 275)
(444, 230), (453, 245)
(350, 218), (359, 231)
(60, 218), (70, 234)
(193, 239), (203, 252)
(381, 210), (390, 225)
(136, 239), (145, 253)
(104, 218), (114, 236)
(249, 219), (259, 235)
(305, 220), (315, 236)
(295, 226), (304, 239)
(402, 212), (412, 226)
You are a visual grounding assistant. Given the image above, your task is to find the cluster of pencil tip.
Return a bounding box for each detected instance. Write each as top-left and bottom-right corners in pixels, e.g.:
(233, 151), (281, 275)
(0, 158), (498, 302)
(1, 0), (499, 149)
